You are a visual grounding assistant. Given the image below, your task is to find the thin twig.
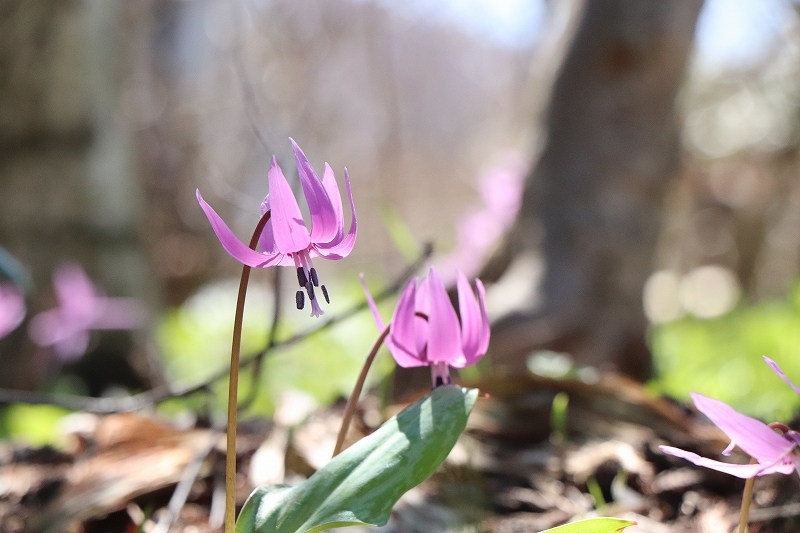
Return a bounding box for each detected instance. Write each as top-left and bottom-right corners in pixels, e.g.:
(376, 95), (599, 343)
(229, 1), (273, 154)
(748, 502), (800, 522)
(333, 325), (390, 457)
(240, 266), (282, 410)
(152, 432), (219, 533)
(209, 468), (227, 529)
(0, 244), (433, 414)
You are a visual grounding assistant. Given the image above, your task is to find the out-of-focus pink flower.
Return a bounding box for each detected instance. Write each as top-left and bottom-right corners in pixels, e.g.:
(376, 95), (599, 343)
(660, 357), (800, 478)
(197, 139), (357, 317)
(29, 263), (146, 361)
(0, 284), (25, 339)
(440, 152), (525, 279)
(362, 268), (490, 387)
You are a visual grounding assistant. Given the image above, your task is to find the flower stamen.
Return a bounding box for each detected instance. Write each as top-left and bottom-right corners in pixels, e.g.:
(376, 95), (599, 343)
(196, 139), (357, 319)
(296, 250), (326, 317)
(296, 266), (308, 288)
(321, 285), (330, 304)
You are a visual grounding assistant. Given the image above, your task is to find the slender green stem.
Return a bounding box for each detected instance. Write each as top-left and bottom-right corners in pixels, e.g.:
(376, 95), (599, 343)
(332, 325), (390, 457)
(225, 210), (271, 533)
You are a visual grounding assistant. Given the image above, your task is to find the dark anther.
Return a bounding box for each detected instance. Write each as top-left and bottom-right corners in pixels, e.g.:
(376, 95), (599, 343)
(309, 268), (319, 287)
(434, 376), (445, 387)
(306, 282), (316, 300)
(295, 290), (305, 309)
(321, 285), (330, 304)
(296, 267), (308, 288)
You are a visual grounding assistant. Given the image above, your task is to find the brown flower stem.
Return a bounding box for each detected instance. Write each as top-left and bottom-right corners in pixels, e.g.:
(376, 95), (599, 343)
(0, 245), (433, 416)
(332, 325), (390, 457)
(332, 311), (429, 458)
(738, 472), (755, 533)
(739, 447), (770, 533)
(225, 210), (271, 533)
(738, 422), (793, 533)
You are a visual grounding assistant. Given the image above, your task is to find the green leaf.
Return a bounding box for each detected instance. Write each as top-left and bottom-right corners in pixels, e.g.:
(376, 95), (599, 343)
(237, 385), (478, 533)
(540, 518), (636, 533)
(3, 404), (70, 446)
(379, 203), (422, 263)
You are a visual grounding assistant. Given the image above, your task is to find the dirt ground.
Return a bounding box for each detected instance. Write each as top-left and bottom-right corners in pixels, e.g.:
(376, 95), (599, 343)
(1, 372), (797, 533)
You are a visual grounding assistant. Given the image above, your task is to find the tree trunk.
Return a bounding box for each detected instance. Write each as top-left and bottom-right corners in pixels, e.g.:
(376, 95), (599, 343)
(0, 0), (158, 390)
(487, 0), (705, 380)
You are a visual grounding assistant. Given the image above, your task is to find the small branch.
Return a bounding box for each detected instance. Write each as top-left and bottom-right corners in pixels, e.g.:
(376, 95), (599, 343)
(152, 432), (218, 533)
(0, 388), (163, 413)
(229, 1), (273, 154)
(0, 244), (433, 415)
(240, 266), (282, 410)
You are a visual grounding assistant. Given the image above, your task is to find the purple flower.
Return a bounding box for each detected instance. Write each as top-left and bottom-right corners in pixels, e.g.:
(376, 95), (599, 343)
(29, 263), (147, 361)
(197, 139), (357, 317)
(362, 268), (490, 387)
(0, 284), (25, 339)
(440, 152), (525, 278)
(659, 357), (800, 478)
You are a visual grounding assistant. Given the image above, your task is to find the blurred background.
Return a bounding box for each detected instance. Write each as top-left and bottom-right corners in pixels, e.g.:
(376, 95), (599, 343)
(2, 0), (800, 444)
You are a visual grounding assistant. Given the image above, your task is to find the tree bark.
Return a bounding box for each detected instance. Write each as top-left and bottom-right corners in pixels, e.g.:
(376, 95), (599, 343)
(487, 0), (705, 380)
(0, 0), (158, 389)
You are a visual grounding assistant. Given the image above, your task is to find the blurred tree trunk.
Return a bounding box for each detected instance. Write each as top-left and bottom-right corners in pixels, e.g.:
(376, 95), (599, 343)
(485, 0), (704, 380)
(0, 1), (159, 390)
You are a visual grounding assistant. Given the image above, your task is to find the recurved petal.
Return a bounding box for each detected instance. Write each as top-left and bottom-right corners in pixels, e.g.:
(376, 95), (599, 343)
(359, 274), (385, 331)
(764, 356), (800, 397)
(457, 271), (488, 366)
(0, 284), (25, 339)
(659, 445), (794, 478)
(54, 263), (98, 321)
(426, 268), (464, 365)
(389, 279), (427, 367)
(361, 274), (419, 364)
(267, 156), (312, 253)
(691, 393), (795, 463)
(290, 139), (338, 243)
(475, 279), (490, 354)
(257, 196), (278, 255)
(197, 189), (284, 268)
(314, 168), (357, 259)
(414, 272), (431, 316)
(321, 163), (344, 239)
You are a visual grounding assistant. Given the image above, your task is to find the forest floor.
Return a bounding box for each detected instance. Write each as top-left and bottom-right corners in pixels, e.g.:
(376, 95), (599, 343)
(1, 372), (798, 533)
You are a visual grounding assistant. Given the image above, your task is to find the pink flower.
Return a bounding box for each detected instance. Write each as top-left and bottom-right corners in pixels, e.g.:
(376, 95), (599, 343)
(197, 139), (357, 317)
(659, 357), (800, 478)
(29, 264), (146, 361)
(440, 152), (525, 278)
(362, 268), (490, 387)
(0, 284), (25, 339)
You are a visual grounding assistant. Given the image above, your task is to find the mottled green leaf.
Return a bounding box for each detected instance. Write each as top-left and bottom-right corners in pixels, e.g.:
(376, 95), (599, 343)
(540, 518), (636, 533)
(237, 385), (477, 533)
